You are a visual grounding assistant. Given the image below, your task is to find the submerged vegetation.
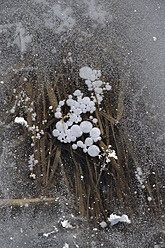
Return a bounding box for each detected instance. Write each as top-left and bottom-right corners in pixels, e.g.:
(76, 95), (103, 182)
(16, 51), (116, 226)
(4, 57), (163, 229)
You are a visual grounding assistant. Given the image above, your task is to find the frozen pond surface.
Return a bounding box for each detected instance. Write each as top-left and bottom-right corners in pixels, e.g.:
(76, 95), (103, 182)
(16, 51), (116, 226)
(0, 0), (164, 247)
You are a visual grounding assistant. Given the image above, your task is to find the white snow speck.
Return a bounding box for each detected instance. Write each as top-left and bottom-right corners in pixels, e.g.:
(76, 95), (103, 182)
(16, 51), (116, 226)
(153, 36), (157, 41)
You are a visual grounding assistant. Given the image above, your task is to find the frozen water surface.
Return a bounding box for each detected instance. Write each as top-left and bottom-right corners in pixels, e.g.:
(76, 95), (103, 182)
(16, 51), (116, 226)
(0, 0), (165, 247)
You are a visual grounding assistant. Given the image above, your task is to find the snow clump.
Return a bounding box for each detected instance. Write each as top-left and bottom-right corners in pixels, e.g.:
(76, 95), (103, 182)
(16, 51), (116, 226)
(52, 66), (113, 157)
(14, 117), (28, 127)
(61, 220), (73, 229)
(108, 214), (131, 226)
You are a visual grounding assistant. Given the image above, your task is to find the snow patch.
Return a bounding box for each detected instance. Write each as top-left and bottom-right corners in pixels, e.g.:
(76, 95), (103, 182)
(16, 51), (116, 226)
(14, 117), (28, 127)
(108, 214), (131, 226)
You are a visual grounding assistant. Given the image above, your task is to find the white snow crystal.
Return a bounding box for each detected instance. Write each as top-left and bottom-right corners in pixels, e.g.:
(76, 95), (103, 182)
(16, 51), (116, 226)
(77, 140), (84, 148)
(73, 89), (82, 96)
(108, 150), (118, 160)
(92, 80), (103, 88)
(70, 125), (82, 137)
(108, 214), (131, 226)
(82, 96), (90, 104)
(94, 87), (102, 94)
(88, 145), (100, 157)
(73, 108), (82, 116)
(59, 100), (65, 106)
(74, 102), (80, 108)
(93, 136), (101, 142)
(55, 112), (62, 118)
(71, 136), (76, 142)
(90, 127), (101, 138)
(66, 98), (75, 107)
(56, 107), (61, 112)
(72, 144), (77, 150)
(100, 221), (107, 228)
(70, 113), (77, 122)
(53, 129), (59, 137)
(80, 121), (93, 133)
(85, 79), (92, 87)
(105, 84), (112, 91)
(92, 118), (98, 124)
(56, 121), (66, 132)
(79, 66), (93, 80)
(83, 147), (88, 153)
(88, 101), (95, 107)
(85, 137), (93, 147)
